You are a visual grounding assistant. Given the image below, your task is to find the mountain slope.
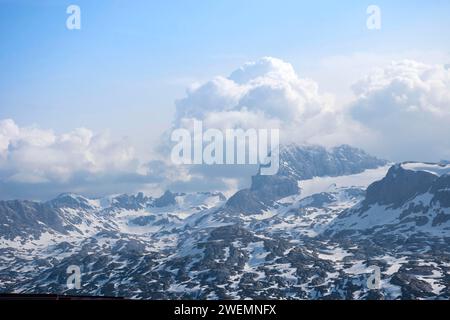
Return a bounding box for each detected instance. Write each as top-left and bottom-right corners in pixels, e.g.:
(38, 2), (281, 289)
(327, 162), (450, 238)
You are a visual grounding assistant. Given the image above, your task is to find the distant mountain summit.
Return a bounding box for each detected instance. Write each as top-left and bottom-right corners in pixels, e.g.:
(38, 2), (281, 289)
(226, 144), (387, 213)
(276, 144), (387, 180)
(49, 193), (97, 211)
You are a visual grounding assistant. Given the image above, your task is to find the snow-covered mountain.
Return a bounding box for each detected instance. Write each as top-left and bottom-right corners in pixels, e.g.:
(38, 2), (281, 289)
(328, 162), (450, 238)
(0, 145), (449, 300)
(227, 144), (387, 212)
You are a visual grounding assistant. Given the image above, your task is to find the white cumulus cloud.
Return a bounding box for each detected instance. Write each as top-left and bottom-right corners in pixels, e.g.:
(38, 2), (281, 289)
(0, 119), (138, 184)
(174, 56), (360, 146)
(0, 119), (172, 200)
(161, 57), (365, 191)
(350, 60), (450, 161)
(3, 57), (450, 199)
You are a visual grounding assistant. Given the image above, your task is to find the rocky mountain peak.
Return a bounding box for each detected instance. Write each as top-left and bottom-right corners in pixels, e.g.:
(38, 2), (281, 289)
(49, 193), (95, 211)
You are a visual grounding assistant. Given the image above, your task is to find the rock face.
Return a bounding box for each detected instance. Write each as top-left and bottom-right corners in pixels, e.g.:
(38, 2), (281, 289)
(364, 165), (438, 207)
(0, 148), (449, 301)
(153, 191), (177, 208)
(250, 175), (299, 200)
(225, 189), (268, 214)
(110, 192), (152, 210)
(431, 175), (450, 207)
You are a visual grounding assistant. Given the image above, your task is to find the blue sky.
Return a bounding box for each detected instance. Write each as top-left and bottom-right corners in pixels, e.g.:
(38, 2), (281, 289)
(1, 0), (449, 138)
(1, 0), (450, 199)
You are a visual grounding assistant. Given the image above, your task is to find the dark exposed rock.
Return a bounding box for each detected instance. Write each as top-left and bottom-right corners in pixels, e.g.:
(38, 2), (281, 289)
(391, 272), (434, 299)
(153, 191), (177, 208)
(225, 189), (267, 214)
(0, 200), (67, 239)
(111, 192), (151, 210)
(364, 165), (437, 208)
(430, 175), (450, 207)
(49, 193), (94, 211)
(277, 144), (387, 181)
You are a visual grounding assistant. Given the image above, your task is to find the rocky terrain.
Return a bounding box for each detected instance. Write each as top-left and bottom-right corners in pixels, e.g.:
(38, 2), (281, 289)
(0, 145), (449, 300)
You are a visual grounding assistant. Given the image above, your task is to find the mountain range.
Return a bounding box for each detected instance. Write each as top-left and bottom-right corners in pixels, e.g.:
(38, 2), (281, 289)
(0, 144), (449, 300)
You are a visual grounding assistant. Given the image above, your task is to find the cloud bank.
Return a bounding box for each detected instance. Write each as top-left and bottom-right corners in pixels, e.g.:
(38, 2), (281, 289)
(350, 60), (450, 161)
(174, 57), (360, 146)
(164, 57), (450, 190)
(2, 57), (450, 199)
(0, 119), (165, 199)
(162, 57), (366, 192)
